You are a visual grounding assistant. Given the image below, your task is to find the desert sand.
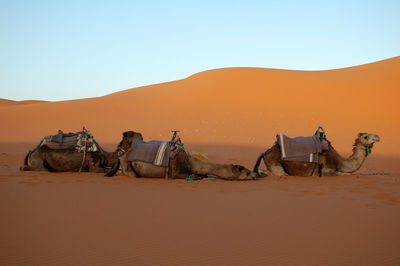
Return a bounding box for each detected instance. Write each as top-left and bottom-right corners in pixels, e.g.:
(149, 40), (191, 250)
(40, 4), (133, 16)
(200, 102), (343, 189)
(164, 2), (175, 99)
(1, 57), (400, 265)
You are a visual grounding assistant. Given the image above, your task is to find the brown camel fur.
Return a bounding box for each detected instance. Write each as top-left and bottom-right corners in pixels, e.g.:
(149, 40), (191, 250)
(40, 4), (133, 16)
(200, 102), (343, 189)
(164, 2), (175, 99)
(19, 132), (143, 172)
(253, 133), (380, 176)
(106, 131), (258, 180)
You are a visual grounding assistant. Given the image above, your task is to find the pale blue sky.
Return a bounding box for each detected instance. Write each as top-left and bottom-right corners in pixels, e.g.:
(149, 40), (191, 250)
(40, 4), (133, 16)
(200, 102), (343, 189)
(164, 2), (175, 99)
(1, 0), (399, 101)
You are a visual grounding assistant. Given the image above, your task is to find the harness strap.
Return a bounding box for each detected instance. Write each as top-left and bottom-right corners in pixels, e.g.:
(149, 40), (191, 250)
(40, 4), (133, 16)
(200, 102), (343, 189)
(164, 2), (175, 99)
(314, 125), (326, 141)
(29, 138), (45, 154)
(356, 145), (371, 156)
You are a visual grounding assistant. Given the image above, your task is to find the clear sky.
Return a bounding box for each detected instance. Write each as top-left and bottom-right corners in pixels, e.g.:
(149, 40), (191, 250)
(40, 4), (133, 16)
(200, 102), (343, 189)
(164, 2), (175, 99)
(1, 0), (399, 101)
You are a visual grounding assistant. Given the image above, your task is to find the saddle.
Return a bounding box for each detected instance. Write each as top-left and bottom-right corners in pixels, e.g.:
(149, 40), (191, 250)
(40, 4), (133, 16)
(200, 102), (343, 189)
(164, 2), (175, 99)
(277, 134), (326, 163)
(43, 129), (98, 152)
(128, 138), (172, 167)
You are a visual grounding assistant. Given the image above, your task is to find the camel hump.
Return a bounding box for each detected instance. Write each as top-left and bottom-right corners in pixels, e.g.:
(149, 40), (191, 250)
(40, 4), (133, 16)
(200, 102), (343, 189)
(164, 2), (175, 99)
(128, 139), (171, 167)
(277, 134), (322, 163)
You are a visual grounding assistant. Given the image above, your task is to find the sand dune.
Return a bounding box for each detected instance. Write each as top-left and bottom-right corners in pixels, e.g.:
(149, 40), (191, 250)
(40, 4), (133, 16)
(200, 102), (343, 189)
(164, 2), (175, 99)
(0, 99), (47, 106)
(1, 57), (399, 157)
(1, 58), (400, 265)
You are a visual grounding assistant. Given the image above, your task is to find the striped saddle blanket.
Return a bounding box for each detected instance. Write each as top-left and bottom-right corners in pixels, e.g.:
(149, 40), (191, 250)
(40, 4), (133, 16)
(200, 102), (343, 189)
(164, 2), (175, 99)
(277, 134), (322, 163)
(128, 139), (171, 167)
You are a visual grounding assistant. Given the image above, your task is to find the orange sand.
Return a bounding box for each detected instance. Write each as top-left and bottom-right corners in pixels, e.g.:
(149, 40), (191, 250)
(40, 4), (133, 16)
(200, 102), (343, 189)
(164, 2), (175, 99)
(0, 143), (400, 265)
(1, 58), (400, 265)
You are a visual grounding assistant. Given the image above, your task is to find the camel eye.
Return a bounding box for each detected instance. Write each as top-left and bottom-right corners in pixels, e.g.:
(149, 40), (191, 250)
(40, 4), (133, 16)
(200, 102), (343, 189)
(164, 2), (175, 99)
(363, 136), (368, 139)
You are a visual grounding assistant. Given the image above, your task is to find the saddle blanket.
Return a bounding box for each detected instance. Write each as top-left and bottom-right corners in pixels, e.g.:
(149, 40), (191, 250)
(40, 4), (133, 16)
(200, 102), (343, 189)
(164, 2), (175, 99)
(44, 130), (80, 149)
(128, 139), (171, 167)
(43, 130), (98, 151)
(277, 134), (322, 163)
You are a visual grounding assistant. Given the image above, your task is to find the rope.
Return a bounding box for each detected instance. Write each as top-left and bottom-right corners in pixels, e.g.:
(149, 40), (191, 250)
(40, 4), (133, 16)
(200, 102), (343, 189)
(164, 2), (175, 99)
(186, 174), (215, 181)
(79, 149), (86, 172)
(78, 135), (88, 172)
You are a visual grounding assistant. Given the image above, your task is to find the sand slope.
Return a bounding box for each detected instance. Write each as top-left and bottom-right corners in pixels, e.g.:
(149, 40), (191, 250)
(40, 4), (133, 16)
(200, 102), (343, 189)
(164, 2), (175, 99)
(0, 57), (399, 157)
(1, 58), (400, 265)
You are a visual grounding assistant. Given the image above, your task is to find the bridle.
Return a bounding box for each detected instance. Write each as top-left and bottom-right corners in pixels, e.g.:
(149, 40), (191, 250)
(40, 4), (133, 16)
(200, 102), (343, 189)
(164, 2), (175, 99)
(117, 147), (127, 157)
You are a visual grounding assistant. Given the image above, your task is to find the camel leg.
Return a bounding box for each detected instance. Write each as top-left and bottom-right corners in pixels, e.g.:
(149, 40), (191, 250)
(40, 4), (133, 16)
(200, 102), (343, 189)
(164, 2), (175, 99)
(269, 165), (287, 176)
(320, 168), (340, 176)
(260, 145), (288, 176)
(89, 166), (107, 173)
(85, 156), (98, 172)
(336, 172), (351, 176)
(258, 169), (272, 176)
(27, 153), (48, 171)
(87, 158), (106, 173)
(125, 164), (138, 178)
(119, 155), (137, 178)
(263, 156), (287, 176)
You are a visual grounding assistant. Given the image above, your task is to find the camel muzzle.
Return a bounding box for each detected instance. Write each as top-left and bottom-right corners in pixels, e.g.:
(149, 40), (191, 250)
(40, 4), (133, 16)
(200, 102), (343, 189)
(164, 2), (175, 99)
(372, 135), (380, 142)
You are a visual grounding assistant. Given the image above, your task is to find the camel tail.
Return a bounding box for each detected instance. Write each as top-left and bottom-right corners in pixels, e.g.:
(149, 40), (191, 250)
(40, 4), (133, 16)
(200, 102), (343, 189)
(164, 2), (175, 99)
(20, 151), (32, 171)
(253, 153), (264, 175)
(21, 139), (45, 171)
(105, 158), (120, 177)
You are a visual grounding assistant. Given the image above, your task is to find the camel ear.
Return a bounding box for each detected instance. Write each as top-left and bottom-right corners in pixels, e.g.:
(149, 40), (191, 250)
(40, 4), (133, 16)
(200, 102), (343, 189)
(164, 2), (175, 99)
(123, 131), (135, 137)
(358, 133), (367, 138)
(232, 164), (245, 173)
(136, 133), (144, 140)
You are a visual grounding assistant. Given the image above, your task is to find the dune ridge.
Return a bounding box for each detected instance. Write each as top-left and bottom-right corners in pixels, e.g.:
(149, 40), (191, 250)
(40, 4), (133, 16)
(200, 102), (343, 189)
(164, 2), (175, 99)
(0, 57), (399, 156)
(0, 99), (48, 106)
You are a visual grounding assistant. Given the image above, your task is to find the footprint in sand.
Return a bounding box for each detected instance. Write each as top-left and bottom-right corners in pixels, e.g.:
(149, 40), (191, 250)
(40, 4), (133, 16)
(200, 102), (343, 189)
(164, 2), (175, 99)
(19, 181), (40, 185)
(348, 187), (365, 194)
(373, 192), (400, 205)
(365, 203), (379, 209)
(341, 195), (355, 201)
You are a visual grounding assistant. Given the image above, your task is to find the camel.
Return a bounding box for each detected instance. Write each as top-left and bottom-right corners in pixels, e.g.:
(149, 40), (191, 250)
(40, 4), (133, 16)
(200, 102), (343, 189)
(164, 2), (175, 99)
(105, 131), (258, 180)
(19, 131), (143, 172)
(253, 132), (380, 176)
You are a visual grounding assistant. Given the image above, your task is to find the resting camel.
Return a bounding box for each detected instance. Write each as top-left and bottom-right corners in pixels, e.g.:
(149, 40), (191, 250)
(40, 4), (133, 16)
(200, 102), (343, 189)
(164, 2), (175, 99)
(253, 133), (380, 176)
(106, 131), (257, 180)
(19, 132), (140, 172)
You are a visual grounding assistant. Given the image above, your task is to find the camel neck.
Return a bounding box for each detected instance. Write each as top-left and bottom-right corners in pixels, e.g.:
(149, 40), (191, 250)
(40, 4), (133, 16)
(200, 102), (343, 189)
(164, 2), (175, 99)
(338, 144), (368, 173)
(102, 150), (119, 167)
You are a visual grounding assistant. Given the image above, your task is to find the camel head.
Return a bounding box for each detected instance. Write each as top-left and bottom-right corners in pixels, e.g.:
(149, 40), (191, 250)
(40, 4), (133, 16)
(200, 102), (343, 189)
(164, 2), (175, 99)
(117, 131), (143, 156)
(232, 164), (258, 180)
(356, 133), (380, 150)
